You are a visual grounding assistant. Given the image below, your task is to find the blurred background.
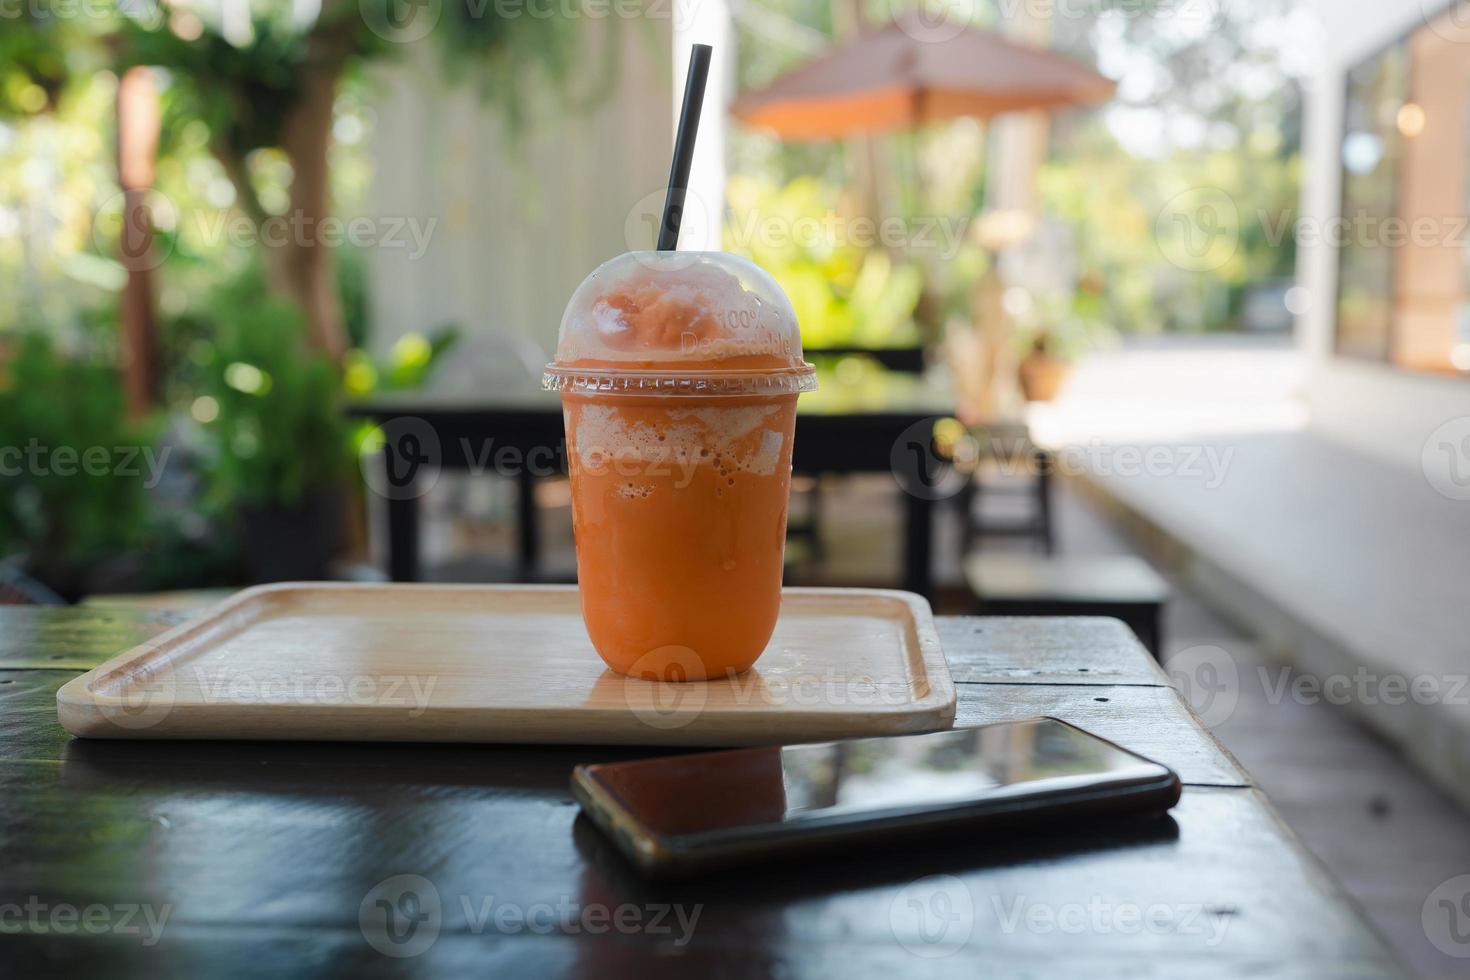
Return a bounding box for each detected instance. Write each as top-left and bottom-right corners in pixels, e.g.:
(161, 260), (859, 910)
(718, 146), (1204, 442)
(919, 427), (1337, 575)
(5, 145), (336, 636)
(5, 0), (1470, 974)
(0, 0), (1312, 593)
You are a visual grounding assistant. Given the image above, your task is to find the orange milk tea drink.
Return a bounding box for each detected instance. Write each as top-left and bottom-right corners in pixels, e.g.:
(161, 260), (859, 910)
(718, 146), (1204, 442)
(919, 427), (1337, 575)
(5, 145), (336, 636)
(543, 252), (817, 681)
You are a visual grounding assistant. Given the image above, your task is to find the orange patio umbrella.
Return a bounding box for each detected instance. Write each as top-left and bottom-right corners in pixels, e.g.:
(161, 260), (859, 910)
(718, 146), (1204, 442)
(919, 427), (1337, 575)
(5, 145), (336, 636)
(731, 14), (1116, 140)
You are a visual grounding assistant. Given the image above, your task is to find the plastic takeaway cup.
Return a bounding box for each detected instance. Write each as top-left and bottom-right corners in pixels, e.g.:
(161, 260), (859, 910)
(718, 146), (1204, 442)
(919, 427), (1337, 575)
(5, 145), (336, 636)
(542, 252), (818, 681)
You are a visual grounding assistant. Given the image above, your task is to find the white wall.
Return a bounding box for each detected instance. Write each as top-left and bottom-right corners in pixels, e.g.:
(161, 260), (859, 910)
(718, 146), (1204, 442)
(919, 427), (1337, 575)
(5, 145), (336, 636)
(1298, 0), (1470, 471)
(364, 24), (675, 368)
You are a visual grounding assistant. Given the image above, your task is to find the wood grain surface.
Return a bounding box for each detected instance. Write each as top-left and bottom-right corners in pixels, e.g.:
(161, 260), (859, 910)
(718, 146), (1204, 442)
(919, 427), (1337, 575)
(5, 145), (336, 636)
(937, 616), (1172, 685)
(56, 584), (956, 746)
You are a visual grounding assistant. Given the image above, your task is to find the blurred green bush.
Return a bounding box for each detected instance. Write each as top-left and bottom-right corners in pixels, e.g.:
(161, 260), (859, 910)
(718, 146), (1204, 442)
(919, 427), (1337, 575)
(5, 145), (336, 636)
(725, 175), (924, 350)
(191, 268), (349, 509)
(0, 329), (148, 594)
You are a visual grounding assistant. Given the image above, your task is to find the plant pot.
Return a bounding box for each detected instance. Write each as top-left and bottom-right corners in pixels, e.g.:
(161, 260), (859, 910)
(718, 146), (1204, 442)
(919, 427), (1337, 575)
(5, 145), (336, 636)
(1018, 353), (1072, 403)
(239, 489), (343, 583)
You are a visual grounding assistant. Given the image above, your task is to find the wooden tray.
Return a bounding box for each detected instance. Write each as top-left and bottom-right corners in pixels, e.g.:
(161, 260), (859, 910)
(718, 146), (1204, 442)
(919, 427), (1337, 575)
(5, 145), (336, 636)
(56, 584), (955, 746)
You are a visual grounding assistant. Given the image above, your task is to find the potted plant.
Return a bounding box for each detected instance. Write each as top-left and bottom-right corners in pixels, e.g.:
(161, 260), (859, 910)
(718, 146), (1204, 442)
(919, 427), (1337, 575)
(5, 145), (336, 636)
(1015, 276), (1115, 404)
(198, 271), (351, 583)
(1017, 329), (1071, 403)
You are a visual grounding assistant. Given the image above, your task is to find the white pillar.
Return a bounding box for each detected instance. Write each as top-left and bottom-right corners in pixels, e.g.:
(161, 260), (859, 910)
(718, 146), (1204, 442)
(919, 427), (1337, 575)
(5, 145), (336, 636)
(984, 6), (1051, 236)
(673, 0), (730, 251)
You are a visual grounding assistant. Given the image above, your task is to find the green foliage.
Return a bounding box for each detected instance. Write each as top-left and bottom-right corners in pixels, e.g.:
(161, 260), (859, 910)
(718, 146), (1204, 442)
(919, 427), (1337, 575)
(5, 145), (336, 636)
(4, 0), (623, 331)
(5, 0), (624, 138)
(0, 1), (618, 590)
(0, 6), (116, 118)
(122, 13), (322, 160)
(1012, 277), (1113, 364)
(1038, 133), (1300, 336)
(726, 175), (923, 348)
(195, 268), (350, 507)
(0, 330), (148, 583)
(341, 327), (462, 398)
(338, 245), (371, 350)
(728, 0), (1305, 345)
(189, 262), (458, 510)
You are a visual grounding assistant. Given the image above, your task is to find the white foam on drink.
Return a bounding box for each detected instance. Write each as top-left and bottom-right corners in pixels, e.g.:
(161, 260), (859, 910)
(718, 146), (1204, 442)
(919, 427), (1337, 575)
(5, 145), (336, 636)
(572, 404), (786, 478)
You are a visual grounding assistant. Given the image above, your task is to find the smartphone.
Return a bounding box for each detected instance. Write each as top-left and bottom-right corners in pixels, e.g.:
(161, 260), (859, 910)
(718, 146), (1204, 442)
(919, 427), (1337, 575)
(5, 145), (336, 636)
(572, 717), (1181, 877)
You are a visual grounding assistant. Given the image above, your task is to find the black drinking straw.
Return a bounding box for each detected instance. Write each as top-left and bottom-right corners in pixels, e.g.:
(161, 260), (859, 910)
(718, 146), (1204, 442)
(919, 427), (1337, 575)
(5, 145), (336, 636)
(657, 43), (713, 251)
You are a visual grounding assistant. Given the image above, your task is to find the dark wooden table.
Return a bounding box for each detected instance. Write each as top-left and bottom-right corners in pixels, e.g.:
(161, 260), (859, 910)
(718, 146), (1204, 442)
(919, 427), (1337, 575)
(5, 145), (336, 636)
(2, 607), (1407, 977)
(348, 370), (963, 597)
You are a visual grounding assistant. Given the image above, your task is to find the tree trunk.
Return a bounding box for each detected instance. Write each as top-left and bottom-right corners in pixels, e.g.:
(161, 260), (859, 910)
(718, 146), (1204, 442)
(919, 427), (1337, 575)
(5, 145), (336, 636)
(204, 3), (358, 361)
(276, 52), (348, 362)
(116, 66), (161, 417)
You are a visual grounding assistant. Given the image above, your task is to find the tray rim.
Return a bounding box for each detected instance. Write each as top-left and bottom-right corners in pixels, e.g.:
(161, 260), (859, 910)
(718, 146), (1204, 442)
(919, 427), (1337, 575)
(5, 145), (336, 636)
(56, 582), (957, 743)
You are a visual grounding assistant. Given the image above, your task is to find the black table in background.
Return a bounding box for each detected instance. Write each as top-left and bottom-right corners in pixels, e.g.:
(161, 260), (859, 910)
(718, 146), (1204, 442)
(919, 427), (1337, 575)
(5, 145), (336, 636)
(1, 606), (1408, 977)
(349, 370), (965, 597)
